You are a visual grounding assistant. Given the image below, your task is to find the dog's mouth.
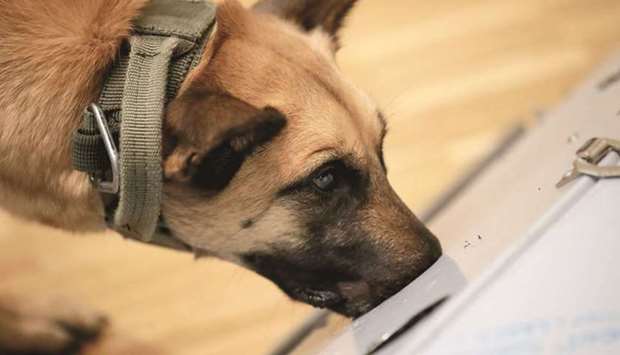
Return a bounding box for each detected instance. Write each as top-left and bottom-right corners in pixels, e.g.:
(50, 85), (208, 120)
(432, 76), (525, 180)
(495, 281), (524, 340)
(287, 282), (384, 317)
(242, 253), (384, 317)
(278, 279), (379, 317)
(288, 286), (344, 308)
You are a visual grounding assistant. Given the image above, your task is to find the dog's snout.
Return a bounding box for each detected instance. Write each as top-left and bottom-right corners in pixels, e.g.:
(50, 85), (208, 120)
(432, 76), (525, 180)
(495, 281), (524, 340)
(350, 181), (443, 312)
(393, 220), (442, 286)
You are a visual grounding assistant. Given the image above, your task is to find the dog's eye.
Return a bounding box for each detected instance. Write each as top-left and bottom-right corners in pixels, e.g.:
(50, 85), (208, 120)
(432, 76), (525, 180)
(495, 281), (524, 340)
(312, 169), (336, 191)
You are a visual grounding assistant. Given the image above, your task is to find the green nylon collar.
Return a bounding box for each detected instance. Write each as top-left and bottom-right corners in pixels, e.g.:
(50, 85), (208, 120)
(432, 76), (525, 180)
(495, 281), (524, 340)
(72, 0), (216, 251)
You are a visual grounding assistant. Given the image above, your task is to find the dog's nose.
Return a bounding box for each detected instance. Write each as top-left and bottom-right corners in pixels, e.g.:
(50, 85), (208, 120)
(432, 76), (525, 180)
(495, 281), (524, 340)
(340, 230), (441, 316)
(372, 223), (442, 304)
(399, 222), (442, 290)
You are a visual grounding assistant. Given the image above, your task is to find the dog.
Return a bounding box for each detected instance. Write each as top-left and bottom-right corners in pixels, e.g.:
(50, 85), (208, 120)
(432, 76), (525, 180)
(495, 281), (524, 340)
(0, 0), (442, 352)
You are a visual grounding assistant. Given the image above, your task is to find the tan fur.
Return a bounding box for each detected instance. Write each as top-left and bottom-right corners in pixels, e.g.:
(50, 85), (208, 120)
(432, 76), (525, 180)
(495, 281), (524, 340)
(0, 0), (379, 248)
(0, 0), (440, 327)
(0, 0), (150, 230)
(0, 0), (378, 228)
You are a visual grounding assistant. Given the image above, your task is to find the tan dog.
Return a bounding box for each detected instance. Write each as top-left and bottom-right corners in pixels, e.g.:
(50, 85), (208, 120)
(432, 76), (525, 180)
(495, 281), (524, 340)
(0, 0), (441, 352)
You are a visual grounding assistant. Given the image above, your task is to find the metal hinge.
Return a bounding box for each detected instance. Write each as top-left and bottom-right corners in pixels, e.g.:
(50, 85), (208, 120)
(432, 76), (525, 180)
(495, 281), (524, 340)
(556, 137), (620, 187)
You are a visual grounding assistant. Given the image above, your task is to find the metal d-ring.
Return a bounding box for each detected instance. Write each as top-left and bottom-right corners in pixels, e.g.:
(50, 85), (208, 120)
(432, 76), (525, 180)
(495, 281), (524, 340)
(88, 103), (120, 194)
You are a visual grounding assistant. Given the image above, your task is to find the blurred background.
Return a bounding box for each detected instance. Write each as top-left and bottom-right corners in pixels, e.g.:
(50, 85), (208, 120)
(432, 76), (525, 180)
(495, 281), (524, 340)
(1, 0), (620, 354)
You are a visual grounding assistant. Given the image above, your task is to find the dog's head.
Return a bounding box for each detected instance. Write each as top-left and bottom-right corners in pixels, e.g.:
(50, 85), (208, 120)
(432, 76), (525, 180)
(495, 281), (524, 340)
(161, 0), (441, 317)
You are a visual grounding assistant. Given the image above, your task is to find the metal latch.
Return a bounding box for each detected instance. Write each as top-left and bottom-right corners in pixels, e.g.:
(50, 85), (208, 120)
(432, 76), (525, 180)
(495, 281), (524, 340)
(556, 137), (620, 187)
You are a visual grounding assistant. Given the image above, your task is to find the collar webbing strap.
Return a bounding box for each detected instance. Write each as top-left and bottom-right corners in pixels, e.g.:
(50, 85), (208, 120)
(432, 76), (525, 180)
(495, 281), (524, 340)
(72, 0), (215, 250)
(115, 34), (178, 241)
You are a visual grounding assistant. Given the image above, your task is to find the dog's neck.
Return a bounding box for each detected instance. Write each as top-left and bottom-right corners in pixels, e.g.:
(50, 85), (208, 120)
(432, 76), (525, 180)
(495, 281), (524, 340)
(0, 0), (159, 231)
(73, 1), (216, 247)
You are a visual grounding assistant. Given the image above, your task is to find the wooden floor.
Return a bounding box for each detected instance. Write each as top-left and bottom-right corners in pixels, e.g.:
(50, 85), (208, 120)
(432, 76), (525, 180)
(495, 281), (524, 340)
(1, 0), (620, 354)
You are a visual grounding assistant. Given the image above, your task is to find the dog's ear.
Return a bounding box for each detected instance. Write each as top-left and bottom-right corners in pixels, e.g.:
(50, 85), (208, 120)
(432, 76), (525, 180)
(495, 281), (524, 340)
(252, 0), (358, 40)
(164, 90), (286, 191)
